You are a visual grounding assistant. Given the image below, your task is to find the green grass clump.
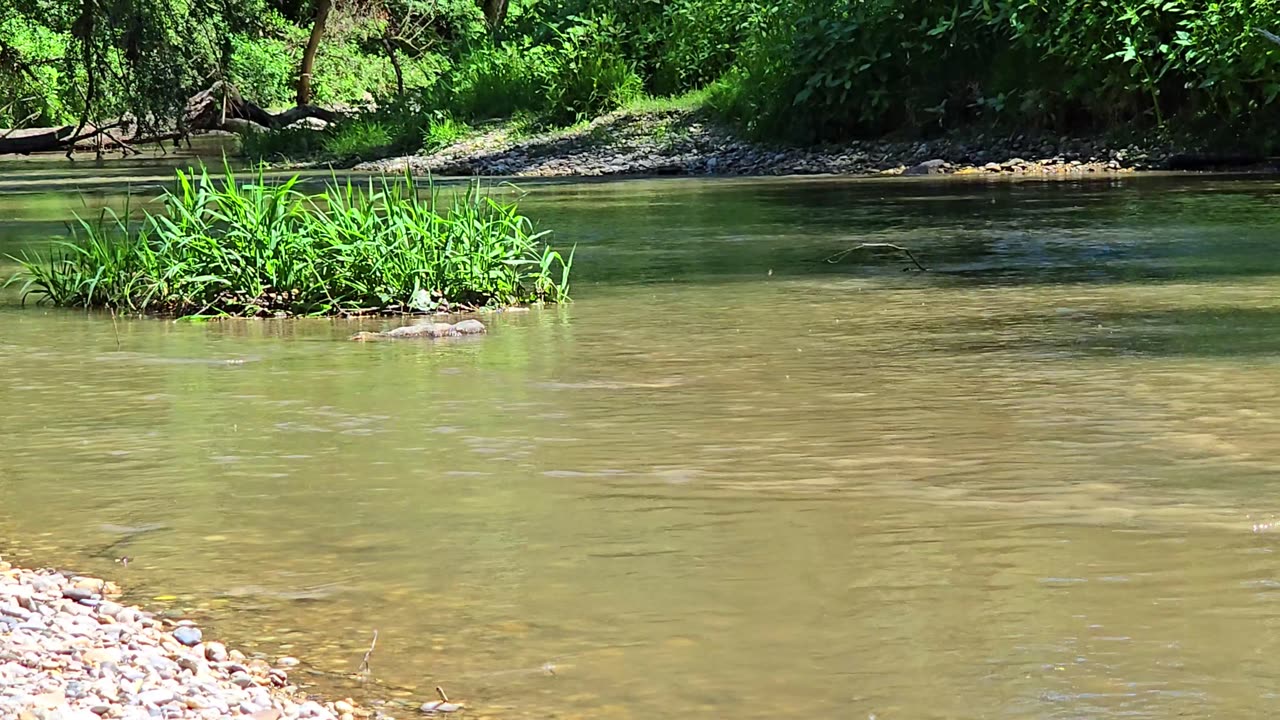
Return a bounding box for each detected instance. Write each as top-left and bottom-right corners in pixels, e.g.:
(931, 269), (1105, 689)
(321, 119), (394, 158)
(7, 166), (573, 317)
(422, 116), (470, 151)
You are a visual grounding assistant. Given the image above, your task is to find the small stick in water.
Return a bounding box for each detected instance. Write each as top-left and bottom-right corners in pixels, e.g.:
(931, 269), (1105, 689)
(436, 687), (450, 703)
(826, 242), (928, 271)
(358, 629), (378, 678)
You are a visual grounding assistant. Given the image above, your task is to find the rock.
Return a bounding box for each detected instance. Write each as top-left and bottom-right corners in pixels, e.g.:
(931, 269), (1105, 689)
(230, 671), (255, 688)
(138, 688), (175, 706)
(334, 701), (355, 714)
(903, 158), (947, 176)
(419, 701), (464, 714)
(298, 701), (332, 718)
(275, 657), (300, 668)
(249, 711), (282, 720)
(203, 642), (228, 662)
(83, 648), (122, 665)
(97, 601), (124, 618)
(174, 655), (202, 674)
(450, 319), (486, 335)
(172, 626), (202, 647)
(0, 602), (33, 620)
(65, 680), (89, 699)
(63, 588), (98, 603)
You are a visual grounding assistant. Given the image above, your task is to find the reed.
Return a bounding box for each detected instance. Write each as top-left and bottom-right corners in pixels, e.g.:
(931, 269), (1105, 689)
(7, 166), (572, 317)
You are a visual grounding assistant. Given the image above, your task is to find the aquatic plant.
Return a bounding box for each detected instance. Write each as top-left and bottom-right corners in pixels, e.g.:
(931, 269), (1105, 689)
(7, 166), (572, 317)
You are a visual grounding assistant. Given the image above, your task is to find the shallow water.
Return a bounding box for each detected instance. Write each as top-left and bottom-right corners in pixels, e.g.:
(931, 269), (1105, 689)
(5, 164), (1280, 718)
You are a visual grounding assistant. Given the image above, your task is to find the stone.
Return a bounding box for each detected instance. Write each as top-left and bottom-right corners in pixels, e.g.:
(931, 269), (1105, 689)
(138, 688), (175, 706)
(171, 626), (202, 647)
(97, 601), (124, 618)
(83, 648), (123, 665)
(275, 657), (299, 668)
(63, 588), (98, 603)
(203, 642), (228, 662)
(902, 158), (947, 176)
(450, 319), (486, 335)
(419, 701), (464, 713)
(334, 701), (354, 714)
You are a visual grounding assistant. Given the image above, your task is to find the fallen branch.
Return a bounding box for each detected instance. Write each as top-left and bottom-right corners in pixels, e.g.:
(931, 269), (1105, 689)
(1, 81), (343, 156)
(826, 242), (928, 271)
(1256, 27), (1280, 47)
(185, 81), (341, 132)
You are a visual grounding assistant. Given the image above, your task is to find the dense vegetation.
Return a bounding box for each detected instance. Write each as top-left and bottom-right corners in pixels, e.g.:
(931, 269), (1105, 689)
(6, 168), (572, 316)
(3, 0), (1280, 151)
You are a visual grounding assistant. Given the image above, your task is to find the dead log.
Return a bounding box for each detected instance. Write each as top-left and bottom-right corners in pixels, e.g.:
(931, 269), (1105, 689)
(0, 123), (121, 155)
(1, 82), (341, 156)
(184, 82), (340, 132)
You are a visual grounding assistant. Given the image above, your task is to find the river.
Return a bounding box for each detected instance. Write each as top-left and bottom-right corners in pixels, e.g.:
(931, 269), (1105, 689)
(3, 156), (1280, 719)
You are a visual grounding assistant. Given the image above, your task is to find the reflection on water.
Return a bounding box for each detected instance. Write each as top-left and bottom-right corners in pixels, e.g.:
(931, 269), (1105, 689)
(4, 171), (1280, 718)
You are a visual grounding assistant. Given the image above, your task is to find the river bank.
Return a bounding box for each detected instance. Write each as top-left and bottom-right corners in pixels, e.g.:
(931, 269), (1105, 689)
(351, 106), (1271, 178)
(0, 557), (417, 720)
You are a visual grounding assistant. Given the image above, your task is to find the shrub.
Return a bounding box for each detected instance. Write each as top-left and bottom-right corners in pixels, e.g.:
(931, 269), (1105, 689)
(7, 166), (572, 316)
(715, 0), (1280, 143)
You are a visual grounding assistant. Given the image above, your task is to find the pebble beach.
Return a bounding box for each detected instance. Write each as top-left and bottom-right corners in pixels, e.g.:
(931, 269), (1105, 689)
(0, 557), (394, 720)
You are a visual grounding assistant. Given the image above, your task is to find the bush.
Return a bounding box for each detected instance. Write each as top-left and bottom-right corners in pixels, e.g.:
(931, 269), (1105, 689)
(715, 0), (1280, 143)
(7, 166), (572, 316)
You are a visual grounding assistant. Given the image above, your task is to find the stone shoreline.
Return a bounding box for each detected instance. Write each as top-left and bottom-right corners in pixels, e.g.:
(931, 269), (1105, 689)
(353, 107), (1274, 179)
(0, 557), (401, 720)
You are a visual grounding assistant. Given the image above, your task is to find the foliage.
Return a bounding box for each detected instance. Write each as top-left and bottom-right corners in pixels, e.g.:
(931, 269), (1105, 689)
(712, 0), (1280, 143)
(423, 115), (469, 150)
(6, 0), (1280, 152)
(7, 166), (572, 316)
(322, 118), (393, 157)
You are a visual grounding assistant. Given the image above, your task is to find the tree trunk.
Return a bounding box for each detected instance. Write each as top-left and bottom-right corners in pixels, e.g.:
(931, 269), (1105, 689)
(297, 0), (333, 106)
(382, 34), (404, 96)
(480, 0), (508, 33)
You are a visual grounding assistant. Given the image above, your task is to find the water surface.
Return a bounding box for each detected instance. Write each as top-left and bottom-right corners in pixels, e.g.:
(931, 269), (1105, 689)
(4, 165), (1280, 718)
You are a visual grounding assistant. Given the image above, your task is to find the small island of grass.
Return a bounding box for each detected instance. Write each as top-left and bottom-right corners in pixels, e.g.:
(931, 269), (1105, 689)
(7, 167), (572, 317)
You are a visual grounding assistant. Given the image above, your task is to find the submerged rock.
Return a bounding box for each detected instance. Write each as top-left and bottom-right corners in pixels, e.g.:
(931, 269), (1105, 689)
(351, 318), (487, 341)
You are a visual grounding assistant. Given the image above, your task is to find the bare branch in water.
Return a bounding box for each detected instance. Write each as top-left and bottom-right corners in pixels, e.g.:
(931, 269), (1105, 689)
(826, 242), (928, 271)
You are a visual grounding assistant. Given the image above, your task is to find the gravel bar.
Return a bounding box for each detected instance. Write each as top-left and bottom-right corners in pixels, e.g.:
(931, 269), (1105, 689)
(0, 557), (384, 720)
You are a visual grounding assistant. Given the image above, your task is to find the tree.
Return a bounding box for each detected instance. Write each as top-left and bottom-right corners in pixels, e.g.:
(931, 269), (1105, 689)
(480, 0), (507, 33)
(296, 0), (332, 105)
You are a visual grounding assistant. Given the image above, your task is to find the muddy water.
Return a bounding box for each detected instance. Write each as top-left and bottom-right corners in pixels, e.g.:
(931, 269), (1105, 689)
(5, 167), (1280, 718)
